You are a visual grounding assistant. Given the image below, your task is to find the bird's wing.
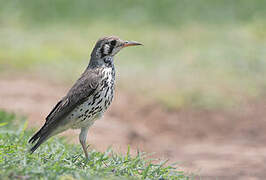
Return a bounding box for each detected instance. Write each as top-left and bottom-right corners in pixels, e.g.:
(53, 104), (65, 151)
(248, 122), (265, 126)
(45, 69), (101, 125)
(29, 68), (102, 151)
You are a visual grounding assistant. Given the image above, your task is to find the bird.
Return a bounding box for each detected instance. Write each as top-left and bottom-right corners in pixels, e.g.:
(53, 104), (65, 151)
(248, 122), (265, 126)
(28, 36), (142, 158)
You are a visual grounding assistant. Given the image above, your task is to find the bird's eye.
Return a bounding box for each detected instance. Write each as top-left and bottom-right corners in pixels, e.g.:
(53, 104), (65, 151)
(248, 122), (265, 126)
(110, 40), (116, 46)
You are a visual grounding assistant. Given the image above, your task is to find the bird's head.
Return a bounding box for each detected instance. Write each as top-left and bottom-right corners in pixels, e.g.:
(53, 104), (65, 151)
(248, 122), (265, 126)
(89, 36), (142, 67)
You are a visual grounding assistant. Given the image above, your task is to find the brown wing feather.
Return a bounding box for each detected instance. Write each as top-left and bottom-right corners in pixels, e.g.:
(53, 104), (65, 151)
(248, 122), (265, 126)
(46, 68), (101, 126)
(29, 68), (102, 152)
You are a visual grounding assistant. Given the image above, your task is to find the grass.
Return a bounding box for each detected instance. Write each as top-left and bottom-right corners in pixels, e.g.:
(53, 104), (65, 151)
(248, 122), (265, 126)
(1, 1), (266, 110)
(0, 110), (188, 180)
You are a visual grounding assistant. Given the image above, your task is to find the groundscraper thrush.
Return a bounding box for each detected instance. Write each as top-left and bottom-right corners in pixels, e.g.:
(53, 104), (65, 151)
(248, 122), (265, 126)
(29, 36), (142, 158)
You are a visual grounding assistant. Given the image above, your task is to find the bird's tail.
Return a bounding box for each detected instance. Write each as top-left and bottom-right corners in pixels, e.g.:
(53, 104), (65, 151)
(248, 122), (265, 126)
(28, 125), (52, 153)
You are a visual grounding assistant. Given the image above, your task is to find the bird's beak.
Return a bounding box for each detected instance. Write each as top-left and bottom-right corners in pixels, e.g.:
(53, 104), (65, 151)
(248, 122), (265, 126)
(122, 41), (143, 47)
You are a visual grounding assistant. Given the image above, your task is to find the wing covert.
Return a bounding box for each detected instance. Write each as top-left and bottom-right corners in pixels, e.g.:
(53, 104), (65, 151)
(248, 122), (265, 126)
(45, 68), (102, 126)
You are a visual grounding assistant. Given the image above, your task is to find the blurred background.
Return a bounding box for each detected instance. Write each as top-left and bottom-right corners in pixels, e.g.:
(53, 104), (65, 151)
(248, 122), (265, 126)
(0, 0), (266, 179)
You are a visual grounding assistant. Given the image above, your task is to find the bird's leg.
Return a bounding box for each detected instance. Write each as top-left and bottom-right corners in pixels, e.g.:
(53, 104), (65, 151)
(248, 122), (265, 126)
(79, 127), (89, 159)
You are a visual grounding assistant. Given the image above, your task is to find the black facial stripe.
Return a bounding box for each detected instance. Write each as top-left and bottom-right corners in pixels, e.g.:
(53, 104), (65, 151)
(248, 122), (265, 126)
(100, 40), (116, 57)
(108, 44), (114, 54)
(100, 46), (105, 58)
(110, 40), (116, 46)
(108, 40), (116, 54)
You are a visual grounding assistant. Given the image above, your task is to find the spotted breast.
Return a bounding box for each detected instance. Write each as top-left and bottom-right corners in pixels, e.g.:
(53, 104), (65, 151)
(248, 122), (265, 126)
(66, 65), (115, 129)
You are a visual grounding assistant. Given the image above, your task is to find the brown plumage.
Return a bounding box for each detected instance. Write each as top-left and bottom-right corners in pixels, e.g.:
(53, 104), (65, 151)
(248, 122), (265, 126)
(29, 36), (142, 158)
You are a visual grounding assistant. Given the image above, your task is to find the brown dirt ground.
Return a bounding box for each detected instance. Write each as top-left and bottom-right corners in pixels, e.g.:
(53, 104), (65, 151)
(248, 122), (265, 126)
(0, 75), (266, 180)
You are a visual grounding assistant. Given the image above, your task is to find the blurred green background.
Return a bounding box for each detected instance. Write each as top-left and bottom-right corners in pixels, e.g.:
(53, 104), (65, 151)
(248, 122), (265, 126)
(1, 0), (266, 109)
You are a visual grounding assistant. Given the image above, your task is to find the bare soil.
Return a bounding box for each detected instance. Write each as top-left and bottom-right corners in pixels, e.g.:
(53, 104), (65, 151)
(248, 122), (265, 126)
(0, 75), (266, 180)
